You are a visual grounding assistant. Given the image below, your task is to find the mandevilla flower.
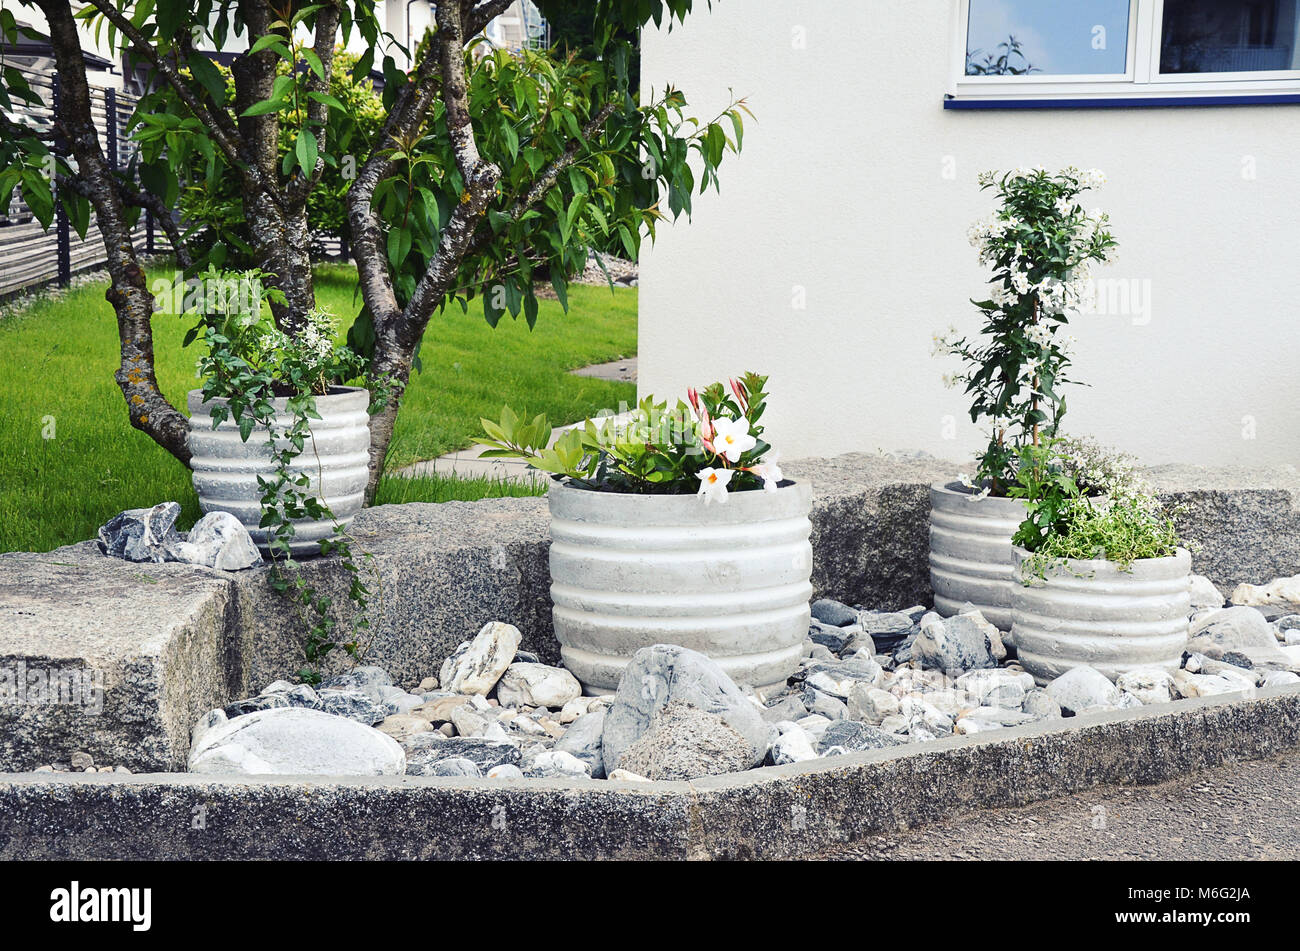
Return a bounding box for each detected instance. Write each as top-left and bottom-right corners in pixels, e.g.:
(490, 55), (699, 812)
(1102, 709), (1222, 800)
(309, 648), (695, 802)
(749, 450), (783, 493)
(711, 415), (757, 463)
(697, 466), (733, 504)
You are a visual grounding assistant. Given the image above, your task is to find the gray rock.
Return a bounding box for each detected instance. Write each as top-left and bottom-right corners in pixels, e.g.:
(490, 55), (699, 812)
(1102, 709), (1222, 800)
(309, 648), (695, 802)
(808, 618), (858, 653)
(96, 502), (184, 563)
(316, 689), (388, 725)
(553, 711), (606, 778)
(1221, 645), (1299, 673)
(761, 695), (809, 724)
(383, 691), (426, 716)
(514, 651), (542, 665)
(602, 644), (774, 773)
(811, 598), (858, 627)
(616, 701), (755, 781)
(846, 684), (900, 724)
(801, 657), (884, 699)
(405, 736), (519, 773)
(417, 757), (482, 778)
(801, 687), (848, 720)
(1188, 607), (1279, 659)
(223, 693), (291, 718)
(496, 662), (582, 709)
(440, 621), (522, 695)
(188, 707), (406, 775)
(321, 666), (394, 693)
(815, 719), (907, 754)
(1046, 665), (1121, 715)
(172, 511), (262, 571)
(913, 611), (1000, 674)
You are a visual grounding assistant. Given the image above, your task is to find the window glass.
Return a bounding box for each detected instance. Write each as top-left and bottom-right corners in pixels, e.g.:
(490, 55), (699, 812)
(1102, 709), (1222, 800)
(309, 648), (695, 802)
(1161, 0), (1300, 73)
(965, 0), (1132, 76)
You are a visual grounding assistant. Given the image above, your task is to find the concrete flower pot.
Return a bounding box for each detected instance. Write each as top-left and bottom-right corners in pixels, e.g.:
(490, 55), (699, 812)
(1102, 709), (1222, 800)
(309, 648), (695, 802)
(1010, 546), (1192, 685)
(548, 479), (814, 695)
(187, 386), (371, 557)
(928, 482), (1028, 630)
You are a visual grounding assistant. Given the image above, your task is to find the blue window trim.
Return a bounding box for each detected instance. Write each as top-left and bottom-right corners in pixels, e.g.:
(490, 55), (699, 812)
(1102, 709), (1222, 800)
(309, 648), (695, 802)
(945, 94), (1300, 109)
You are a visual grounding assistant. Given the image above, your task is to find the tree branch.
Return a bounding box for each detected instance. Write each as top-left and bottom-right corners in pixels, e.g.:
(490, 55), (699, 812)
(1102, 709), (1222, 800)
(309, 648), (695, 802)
(82, 0), (251, 186)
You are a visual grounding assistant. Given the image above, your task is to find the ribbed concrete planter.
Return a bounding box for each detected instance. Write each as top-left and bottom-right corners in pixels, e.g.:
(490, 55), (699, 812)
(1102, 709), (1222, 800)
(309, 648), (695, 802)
(548, 479), (814, 695)
(1011, 546), (1192, 684)
(928, 482), (1027, 630)
(187, 386), (370, 557)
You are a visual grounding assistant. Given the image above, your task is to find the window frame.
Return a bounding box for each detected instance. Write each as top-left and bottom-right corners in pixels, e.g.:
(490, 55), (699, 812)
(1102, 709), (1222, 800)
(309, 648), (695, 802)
(948, 0), (1300, 105)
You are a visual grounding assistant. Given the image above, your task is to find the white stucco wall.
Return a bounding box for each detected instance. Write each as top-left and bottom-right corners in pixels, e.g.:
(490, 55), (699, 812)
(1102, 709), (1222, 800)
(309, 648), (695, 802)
(638, 0), (1300, 467)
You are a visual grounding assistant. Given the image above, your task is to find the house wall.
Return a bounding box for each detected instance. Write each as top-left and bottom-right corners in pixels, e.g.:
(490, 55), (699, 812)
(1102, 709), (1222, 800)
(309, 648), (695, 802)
(638, 0), (1300, 467)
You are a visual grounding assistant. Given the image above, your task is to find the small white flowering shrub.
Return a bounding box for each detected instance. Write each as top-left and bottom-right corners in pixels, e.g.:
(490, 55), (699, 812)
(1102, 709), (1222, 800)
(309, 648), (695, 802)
(477, 372), (783, 502)
(935, 167), (1118, 496)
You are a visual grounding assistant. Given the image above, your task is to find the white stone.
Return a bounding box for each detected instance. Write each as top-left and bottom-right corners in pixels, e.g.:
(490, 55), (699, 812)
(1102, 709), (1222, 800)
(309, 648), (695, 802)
(1115, 667), (1177, 705)
(188, 707), (405, 775)
(1263, 670), (1300, 687)
(558, 697), (593, 724)
(608, 768), (650, 782)
(439, 622), (523, 695)
(1172, 670), (1249, 699)
(496, 663), (582, 710)
(955, 668), (1034, 708)
(1188, 574), (1224, 612)
(1230, 574), (1300, 606)
(173, 511), (262, 571)
(1045, 665), (1121, 714)
(525, 749), (591, 779)
(770, 727), (818, 765)
(486, 764), (523, 779)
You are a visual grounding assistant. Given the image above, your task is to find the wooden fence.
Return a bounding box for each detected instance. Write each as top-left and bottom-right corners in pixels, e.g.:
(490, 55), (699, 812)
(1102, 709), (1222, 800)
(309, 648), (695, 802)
(0, 63), (157, 299)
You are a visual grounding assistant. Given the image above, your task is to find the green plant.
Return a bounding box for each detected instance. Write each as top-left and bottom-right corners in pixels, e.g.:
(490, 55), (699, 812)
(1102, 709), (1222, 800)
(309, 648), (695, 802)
(965, 34), (1039, 76)
(1019, 493), (1183, 580)
(935, 166), (1118, 496)
(183, 267), (391, 682)
(475, 372), (782, 498)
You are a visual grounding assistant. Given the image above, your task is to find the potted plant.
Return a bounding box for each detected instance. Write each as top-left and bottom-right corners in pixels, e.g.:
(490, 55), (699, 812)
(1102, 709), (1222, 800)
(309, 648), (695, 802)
(477, 373), (812, 695)
(184, 269), (373, 556)
(181, 268), (389, 681)
(930, 166), (1118, 628)
(1010, 451), (1190, 684)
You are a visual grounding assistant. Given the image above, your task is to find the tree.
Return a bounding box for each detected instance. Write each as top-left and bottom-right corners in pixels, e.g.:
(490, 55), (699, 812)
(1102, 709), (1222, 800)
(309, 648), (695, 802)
(0, 0), (744, 500)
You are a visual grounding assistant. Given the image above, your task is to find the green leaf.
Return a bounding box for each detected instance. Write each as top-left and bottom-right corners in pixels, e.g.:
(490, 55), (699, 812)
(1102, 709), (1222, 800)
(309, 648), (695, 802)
(295, 129), (319, 175)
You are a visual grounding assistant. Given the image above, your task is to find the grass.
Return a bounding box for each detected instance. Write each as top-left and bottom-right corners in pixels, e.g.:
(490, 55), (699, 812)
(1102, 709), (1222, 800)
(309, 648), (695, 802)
(0, 263), (635, 553)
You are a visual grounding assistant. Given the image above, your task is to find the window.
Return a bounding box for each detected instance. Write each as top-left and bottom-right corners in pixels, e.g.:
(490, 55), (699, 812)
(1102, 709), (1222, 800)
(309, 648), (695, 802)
(949, 0), (1300, 106)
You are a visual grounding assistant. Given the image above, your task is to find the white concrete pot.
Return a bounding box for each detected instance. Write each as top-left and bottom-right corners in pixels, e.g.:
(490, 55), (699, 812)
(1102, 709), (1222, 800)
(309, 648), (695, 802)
(1010, 547), (1192, 685)
(928, 482), (1027, 630)
(548, 479), (814, 695)
(187, 386), (371, 557)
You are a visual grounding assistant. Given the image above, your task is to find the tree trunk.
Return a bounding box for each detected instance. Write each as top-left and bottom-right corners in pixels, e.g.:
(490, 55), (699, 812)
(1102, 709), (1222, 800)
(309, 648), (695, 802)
(39, 0), (191, 464)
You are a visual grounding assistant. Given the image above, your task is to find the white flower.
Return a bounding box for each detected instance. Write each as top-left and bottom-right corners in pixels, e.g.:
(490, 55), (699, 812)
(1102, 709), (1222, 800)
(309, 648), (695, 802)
(711, 415), (757, 463)
(1010, 270), (1032, 296)
(1025, 323), (1053, 348)
(1080, 168), (1107, 189)
(697, 466), (733, 504)
(750, 451), (783, 493)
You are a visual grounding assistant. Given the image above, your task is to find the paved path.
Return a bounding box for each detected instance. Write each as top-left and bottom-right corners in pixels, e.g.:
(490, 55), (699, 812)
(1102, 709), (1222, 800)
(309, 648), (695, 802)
(822, 750), (1300, 860)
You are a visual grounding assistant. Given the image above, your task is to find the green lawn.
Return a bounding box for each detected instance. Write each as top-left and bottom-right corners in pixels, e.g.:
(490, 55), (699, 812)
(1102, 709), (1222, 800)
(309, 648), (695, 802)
(0, 263), (636, 553)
